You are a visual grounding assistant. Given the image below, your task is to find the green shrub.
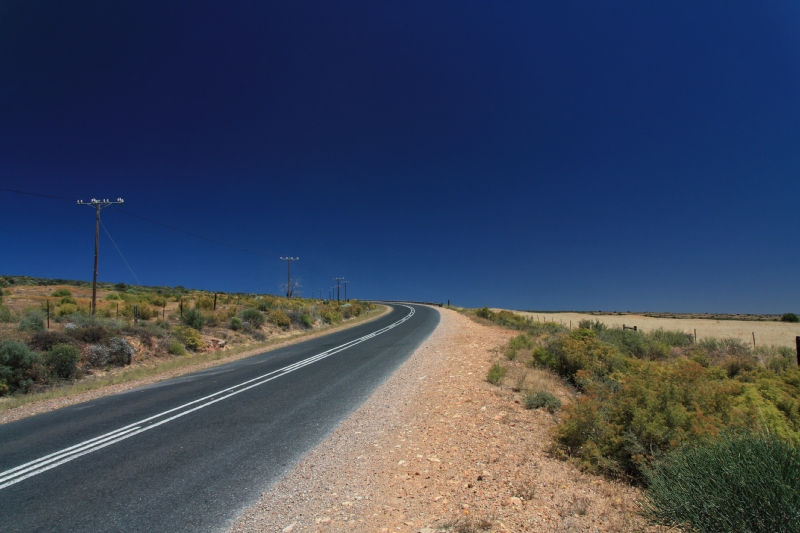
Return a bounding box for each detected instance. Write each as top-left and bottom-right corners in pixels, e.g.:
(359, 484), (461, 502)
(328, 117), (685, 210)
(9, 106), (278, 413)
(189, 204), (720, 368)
(173, 326), (205, 351)
(554, 358), (743, 478)
(0, 305), (11, 323)
(642, 433), (800, 533)
(18, 310), (45, 332)
(59, 296), (77, 305)
(268, 309), (291, 328)
(180, 308), (205, 330)
(134, 303), (154, 320)
(56, 303), (78, 317)
(524, 390), (561, 413)
(107, 337), (134, 366)
(781, 313), (800, 323)
(508, 333), (534, 351)
(321, 310), (342, 324)
(46, 343), (80, 379)
(68, 325), (109, 343)
(104, 293), (121, 300)
(28, 331), (76, 352)
(229, 317), (242, 331)
(487, 363), (507, 385)
(0, 340), (41, 393)
(238, 308), (265, 329)
(549, 329), (627, 386)
(300, 314), (314, 328)
(528, 346), (557, 368)
(51, 288), (72, 298)
(167, 341), (186, 356)
(476, 306), (495, 320)
(195, 294), (214, 310)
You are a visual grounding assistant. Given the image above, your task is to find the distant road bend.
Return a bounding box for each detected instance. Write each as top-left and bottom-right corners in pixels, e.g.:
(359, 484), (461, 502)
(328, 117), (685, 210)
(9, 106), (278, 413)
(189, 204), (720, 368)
(0, 303), (440, 533)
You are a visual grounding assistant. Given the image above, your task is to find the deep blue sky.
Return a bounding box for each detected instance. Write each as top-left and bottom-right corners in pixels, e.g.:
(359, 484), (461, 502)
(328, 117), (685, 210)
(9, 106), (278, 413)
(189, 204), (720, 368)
(1, 1), (798, 312)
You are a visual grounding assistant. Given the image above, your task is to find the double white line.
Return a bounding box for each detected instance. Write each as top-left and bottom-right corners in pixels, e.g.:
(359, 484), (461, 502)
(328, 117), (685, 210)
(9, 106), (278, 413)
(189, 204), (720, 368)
(0, 305), (415, 490)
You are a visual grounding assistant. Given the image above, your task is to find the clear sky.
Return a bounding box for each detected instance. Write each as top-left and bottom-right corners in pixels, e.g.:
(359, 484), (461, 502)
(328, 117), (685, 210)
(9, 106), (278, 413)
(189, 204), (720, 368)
(1, 1), (798, 313)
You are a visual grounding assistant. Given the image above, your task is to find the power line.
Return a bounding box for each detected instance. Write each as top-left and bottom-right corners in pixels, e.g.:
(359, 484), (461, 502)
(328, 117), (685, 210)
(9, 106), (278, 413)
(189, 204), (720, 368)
(113, 208), (270, 257)
(0, 187), (70, 201)
(100, 220), (143, 288)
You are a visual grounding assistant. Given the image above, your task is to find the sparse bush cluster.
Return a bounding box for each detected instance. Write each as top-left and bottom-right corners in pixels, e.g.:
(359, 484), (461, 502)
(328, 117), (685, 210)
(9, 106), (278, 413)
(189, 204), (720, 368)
(0, 277), (376, 397)
(483, 307), (800, 486)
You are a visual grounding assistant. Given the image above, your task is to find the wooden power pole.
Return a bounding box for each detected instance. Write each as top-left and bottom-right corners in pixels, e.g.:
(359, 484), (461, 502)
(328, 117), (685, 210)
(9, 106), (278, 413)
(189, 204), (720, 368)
(77, 198), (124, 315)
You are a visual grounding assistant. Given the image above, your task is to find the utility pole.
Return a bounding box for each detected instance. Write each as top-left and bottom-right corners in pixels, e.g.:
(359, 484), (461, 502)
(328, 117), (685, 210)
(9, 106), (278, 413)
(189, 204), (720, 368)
(342, 280), (349, 302)
(333, 277), (344, 303)
(77, 197), (124, 315)
(320, 289), (325, 301)
(280, 257), (299, 298)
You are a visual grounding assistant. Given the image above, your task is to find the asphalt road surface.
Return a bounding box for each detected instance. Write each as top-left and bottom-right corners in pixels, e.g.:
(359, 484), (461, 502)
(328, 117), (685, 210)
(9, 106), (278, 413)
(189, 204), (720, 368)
(0, 304), (440, 533)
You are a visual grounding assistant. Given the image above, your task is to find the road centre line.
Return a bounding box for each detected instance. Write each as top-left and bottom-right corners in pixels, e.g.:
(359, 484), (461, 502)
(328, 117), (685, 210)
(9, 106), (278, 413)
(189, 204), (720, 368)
(0, 305), (415, 490)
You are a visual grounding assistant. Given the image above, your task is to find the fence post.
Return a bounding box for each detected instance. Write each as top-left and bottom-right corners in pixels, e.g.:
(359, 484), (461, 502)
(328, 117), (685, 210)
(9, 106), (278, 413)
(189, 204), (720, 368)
(214, 293), (217, 311)
(46, 299), (50, 329)
(796, 336), (799, 367)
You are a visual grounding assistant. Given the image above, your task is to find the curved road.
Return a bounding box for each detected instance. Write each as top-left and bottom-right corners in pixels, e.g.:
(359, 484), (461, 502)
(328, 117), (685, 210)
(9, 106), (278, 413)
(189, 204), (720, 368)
(0, 304), (439, 532)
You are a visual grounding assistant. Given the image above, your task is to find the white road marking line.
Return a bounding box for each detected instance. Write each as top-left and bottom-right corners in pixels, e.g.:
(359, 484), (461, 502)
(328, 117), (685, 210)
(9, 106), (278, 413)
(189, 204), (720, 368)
(0, 305), (414, 490)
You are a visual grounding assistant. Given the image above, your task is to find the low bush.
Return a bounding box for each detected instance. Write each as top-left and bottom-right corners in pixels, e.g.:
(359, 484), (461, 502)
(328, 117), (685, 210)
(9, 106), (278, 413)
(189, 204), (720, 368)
(642, 433), (800, 533)
(476, 306), (495, 320)
(180, 308), (205, 331)
(56, 304), (78, 317)
(268, 309), (291, 328)
(104, 293), (121, 300)
(0, 305), (11, 323)
(173, 326), (205, 351)
(487, 362), (507, 385)
(167, 341), (186, 356)
(321, 310), (342, 324)
(51, 288), (72, 298)
(68, 325), (109, 344)
(524, 390), (561, 413)
(781, 313), (799, 323)
(300, 314), (314, 328)
(18, 310), (45, 332)
(229, 317), (242, 331)
(554, 358), (743, 478)
(27, 331), (76, 352)
(238, 308), (265, 329)
(136, 304), (154, 320)
(508, 333), (534, 351)
(107, 337), (134, 366)
(0, 340), (41, 394)
(195, 294), (215, 310)
(46, 343), (80, 379)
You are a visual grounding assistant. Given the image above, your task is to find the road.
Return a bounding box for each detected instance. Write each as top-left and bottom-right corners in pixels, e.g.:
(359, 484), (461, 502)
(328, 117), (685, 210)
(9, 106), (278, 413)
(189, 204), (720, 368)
(0, 304), (439, 533)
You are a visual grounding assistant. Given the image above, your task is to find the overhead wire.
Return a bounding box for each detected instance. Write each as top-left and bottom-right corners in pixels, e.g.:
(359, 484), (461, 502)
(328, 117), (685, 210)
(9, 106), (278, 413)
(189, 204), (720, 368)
(100, 220), (144, 288)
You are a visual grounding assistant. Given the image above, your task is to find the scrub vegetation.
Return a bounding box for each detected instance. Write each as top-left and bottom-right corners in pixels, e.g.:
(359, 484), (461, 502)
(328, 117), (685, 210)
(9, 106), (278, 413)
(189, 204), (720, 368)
(467, 305), (800, 531)
(0, 275), (374, 400)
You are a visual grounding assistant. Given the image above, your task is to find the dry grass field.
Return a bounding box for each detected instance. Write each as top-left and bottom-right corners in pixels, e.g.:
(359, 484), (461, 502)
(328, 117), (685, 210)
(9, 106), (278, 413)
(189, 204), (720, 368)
(501, 310), (800, 349)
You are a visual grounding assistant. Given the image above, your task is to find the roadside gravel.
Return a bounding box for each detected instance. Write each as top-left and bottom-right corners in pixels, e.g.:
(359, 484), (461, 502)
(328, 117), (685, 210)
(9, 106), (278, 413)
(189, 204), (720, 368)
(229, 308), (659, 533)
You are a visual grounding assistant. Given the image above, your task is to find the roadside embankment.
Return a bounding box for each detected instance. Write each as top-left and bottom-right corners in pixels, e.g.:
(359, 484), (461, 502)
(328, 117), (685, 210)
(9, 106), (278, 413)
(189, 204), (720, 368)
(0, 305), (389, 425)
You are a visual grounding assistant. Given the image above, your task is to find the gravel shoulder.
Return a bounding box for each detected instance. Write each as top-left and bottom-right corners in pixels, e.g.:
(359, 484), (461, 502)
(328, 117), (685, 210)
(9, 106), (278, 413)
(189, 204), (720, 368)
(229, 308), (658, 533)
(0, 305), (390, 426)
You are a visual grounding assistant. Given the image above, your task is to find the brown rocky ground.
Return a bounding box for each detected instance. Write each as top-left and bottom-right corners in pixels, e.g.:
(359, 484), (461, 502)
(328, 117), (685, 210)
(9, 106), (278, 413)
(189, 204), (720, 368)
(229, 308), (661, 533)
